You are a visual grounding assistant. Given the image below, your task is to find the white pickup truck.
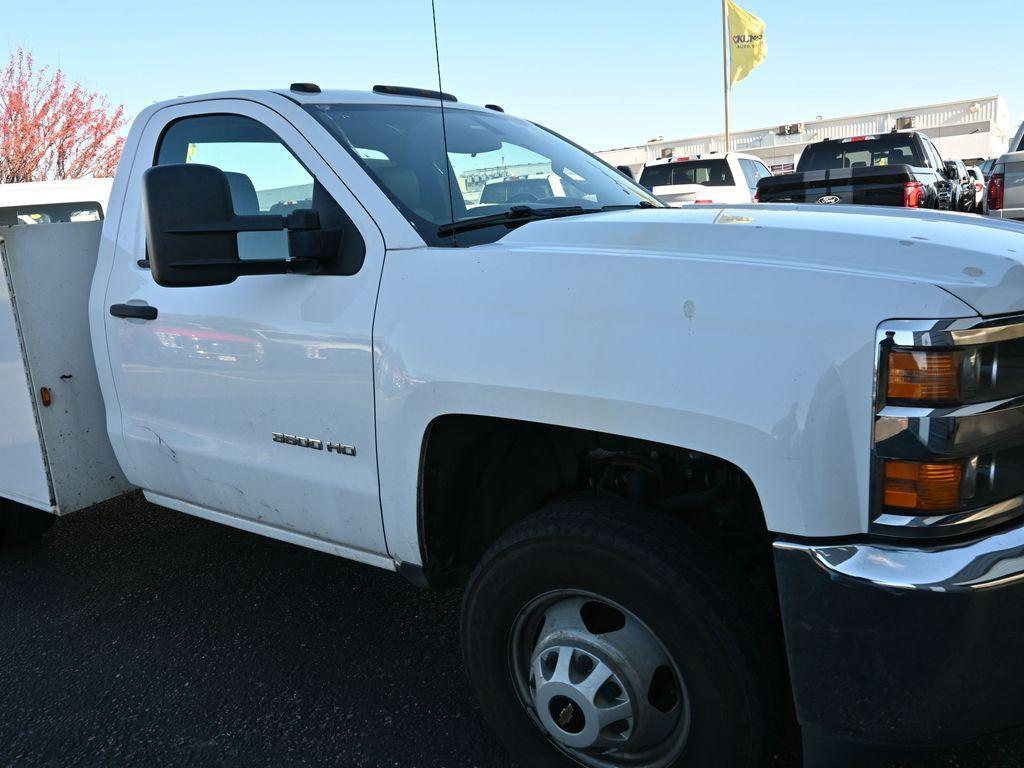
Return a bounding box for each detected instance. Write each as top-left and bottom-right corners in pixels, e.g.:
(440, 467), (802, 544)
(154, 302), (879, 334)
(4, 83), (1024, 768)
(638, 152), (771, 206)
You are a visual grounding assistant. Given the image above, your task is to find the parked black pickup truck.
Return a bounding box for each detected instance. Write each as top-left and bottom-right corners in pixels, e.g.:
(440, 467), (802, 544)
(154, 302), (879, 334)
(756, 131), (955, 210)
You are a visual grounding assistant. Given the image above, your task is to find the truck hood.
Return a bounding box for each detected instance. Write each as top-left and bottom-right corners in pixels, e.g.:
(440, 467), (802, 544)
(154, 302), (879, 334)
(500, 204), (1024, 316)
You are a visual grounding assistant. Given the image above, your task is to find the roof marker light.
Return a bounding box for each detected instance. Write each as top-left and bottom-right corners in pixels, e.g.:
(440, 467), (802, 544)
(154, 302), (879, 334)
(372, 84), (457, 102)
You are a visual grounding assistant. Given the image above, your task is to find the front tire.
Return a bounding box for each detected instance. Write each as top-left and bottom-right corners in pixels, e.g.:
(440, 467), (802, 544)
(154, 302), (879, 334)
(0, 498), (56, 548)
(461, 497), (780, 768)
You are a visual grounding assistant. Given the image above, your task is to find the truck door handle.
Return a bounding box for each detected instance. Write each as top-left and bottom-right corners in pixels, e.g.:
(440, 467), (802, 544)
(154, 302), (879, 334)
(109, 303), (158, 321)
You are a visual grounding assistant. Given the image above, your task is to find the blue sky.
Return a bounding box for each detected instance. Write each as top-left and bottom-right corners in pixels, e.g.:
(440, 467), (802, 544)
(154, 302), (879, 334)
(8, 0), (1021, 151)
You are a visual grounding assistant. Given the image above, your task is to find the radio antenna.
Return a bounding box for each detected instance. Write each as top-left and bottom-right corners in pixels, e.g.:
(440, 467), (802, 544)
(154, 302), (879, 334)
(431, 0), (457, 245)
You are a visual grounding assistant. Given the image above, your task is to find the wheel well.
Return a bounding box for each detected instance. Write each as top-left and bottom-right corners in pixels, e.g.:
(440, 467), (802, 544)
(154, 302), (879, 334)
(418, 415), (768, 589)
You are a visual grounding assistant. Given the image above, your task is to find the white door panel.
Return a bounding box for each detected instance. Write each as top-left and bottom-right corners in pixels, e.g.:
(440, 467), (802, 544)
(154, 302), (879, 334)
(0, 241), (50, 509)
(101, 99), (387, 556)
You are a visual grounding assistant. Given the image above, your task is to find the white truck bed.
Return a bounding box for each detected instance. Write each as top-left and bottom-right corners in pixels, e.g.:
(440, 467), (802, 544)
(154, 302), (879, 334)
(0, 222), (131, 514)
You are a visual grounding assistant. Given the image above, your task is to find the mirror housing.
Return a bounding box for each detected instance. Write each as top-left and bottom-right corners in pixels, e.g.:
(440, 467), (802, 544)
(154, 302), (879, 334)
(616, 165), (635, 181)
(142, 163), (327, 288)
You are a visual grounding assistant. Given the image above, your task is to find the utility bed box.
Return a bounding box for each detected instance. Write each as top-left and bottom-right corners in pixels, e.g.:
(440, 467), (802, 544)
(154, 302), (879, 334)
(0, 222), (130, 514)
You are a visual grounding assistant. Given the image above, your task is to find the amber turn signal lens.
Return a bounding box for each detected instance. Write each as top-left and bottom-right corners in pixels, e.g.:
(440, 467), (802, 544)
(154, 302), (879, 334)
(886, 350), (962, 402)
(883, 459), (963, 511)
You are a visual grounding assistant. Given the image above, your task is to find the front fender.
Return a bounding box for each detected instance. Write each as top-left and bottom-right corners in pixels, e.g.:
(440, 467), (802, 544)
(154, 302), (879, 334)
(372, 241), (972, 566)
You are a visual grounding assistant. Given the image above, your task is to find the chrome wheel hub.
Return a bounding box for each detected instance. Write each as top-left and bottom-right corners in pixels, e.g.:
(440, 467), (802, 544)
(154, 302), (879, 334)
(532, 644), (635, 750)
(513, 593), (689, 768)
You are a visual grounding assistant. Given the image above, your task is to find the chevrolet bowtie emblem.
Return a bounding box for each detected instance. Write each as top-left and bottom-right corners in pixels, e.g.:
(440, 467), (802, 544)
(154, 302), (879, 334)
(558, 702), (575, 728)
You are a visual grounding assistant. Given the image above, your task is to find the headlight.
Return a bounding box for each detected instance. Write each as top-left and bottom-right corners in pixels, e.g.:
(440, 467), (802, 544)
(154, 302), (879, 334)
(884, 336), (1024, 406)
(873, 317), (1024, 538)
(886, 349), (965, 402)
(883, 459), (963, 510)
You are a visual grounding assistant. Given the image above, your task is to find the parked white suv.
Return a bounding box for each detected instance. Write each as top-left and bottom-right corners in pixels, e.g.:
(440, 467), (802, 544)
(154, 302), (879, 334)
(638, 152), (771, 206)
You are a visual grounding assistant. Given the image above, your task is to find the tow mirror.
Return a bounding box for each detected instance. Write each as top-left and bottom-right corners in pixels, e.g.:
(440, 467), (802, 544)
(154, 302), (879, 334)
(142, 163), (334, 288)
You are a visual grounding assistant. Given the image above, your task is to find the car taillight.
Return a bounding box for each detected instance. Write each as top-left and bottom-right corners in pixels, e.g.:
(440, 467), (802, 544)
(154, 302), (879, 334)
(753, 188), (760, 202)
(902, 181), (924, 208)
(988, 172), (1005, 211)
(694, 199), (713, 204)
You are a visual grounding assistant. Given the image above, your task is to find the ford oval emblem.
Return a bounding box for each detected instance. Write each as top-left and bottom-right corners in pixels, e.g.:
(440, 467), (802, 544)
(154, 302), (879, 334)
(817, 194), (842, 204)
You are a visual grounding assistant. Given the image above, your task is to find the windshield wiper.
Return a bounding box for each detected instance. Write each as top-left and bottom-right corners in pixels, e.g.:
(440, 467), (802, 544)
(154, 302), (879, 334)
(600, 201), (660, 210)
(437, 205), (601, 237)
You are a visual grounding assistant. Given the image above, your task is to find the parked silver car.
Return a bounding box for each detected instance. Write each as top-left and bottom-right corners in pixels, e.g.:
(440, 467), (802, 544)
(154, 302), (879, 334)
(987, 122), (1024, 221)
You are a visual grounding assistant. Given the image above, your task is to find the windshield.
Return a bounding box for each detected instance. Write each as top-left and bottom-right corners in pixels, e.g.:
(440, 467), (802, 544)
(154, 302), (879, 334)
(306, 103), (661, 246)
(798, 135), (925, 172)
(639, 159), (734, 190)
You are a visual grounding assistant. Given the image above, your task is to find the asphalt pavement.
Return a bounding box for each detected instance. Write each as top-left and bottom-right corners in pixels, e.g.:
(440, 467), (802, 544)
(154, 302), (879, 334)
(1, 495), (1021, 767)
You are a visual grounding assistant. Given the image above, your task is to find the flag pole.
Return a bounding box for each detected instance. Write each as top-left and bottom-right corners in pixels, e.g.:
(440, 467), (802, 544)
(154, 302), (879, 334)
(722, 0), (731, 152)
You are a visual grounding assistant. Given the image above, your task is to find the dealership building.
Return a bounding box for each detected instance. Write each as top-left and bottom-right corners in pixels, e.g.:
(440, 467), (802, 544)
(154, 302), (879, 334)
(597, 95), (1014, 177)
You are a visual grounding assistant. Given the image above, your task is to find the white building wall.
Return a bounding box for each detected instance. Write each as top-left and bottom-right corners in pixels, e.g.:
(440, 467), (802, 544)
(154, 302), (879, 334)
(599, 96), (1012, 176)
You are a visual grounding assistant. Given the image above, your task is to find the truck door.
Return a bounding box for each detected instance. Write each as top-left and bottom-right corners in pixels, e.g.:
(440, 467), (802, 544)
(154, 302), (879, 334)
(100, 100), (389, 563)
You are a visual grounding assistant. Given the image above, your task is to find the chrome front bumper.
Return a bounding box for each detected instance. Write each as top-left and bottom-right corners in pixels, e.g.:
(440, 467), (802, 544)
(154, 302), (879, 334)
(775, 516), (1024, 592)
(774, 520), (1024, 748)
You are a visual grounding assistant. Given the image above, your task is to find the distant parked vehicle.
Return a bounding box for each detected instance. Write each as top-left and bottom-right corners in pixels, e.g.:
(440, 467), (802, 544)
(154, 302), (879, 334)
(756, 131), (955, 210)
(980, 157), (998, 178)
(945, 159), (976, 213)
(638, 153), (771, 206)
(0, 178), (113, 226)
(967, 165), (986, 212)
(986, 122), (1024, 222)
(478, 173), (566, 205)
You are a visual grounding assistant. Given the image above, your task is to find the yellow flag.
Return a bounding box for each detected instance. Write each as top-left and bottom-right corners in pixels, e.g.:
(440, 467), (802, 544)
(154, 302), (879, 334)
(728, 0), (767, 86)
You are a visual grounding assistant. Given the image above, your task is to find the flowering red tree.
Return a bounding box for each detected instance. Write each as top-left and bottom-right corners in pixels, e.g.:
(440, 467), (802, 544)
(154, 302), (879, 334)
(0, 49), (126, 183)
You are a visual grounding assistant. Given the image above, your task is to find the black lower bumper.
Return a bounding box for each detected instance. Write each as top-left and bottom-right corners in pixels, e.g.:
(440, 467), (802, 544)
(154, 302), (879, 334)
(774, 522), (1024, 755)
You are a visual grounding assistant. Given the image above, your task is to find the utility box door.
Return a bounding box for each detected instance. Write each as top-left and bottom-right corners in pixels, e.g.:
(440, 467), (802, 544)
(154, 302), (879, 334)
(0, 223), (132, 514)
(0, 234), (51, 509)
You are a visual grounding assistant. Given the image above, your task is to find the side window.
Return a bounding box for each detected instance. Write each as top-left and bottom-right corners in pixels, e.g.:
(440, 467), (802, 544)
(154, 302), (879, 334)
(0, 202), (102, 226)
(754, 162), (772, 181)
(738, 159), (757, 192)
(155, 114), (316, 261)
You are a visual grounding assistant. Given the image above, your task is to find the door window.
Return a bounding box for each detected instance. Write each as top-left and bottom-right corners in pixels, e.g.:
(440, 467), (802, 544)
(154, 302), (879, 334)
(738, 160), (771, 194)
(925, 140), (945, 171)
(738, 160), (757, 193)
(155, 114), (316, 260)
